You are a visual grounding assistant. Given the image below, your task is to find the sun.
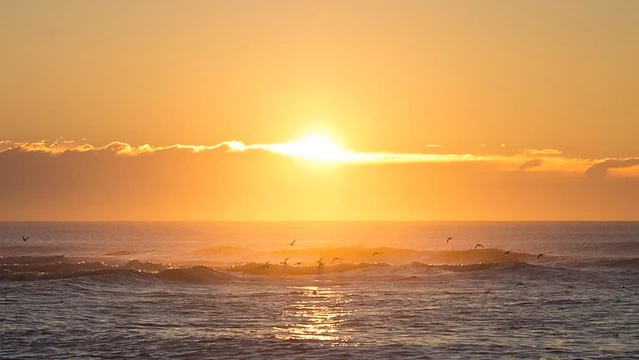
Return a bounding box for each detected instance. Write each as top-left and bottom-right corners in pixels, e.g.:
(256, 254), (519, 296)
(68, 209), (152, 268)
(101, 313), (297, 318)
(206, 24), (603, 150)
(274, 133), (354, 162)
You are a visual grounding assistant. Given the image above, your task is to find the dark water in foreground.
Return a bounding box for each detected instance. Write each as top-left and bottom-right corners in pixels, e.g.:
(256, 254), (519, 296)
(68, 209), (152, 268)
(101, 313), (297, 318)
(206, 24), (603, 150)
(1, 222), (638, 359)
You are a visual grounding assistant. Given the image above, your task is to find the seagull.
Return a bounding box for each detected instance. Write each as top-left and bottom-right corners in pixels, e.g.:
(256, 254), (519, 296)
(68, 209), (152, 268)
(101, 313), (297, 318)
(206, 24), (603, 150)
(447, 237), (454, 244)
(294, 262), (303, 266)
(317, 257), (325, 267)
(474, 244), (484, 249)
(262, 261), (271, 270)
(372, 252), (381, 257)
(290, 239), (297, 246)
(537, 253), (544, 260)
(503, 250), (512, 255)
(22, 235), (30, 242)
(332, 257), (343, 263)
(280, 258), (289, 266)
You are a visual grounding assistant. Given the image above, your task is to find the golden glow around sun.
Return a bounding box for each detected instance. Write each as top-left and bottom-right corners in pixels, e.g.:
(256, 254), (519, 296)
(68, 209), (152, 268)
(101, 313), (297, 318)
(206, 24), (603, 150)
(270, 133), (355, 162)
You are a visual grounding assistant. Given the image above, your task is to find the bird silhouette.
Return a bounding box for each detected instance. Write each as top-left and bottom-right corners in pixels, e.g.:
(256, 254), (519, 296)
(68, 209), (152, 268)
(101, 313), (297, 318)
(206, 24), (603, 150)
(280, 258), (289, 266)
(447, 237), (454, 244)
(372, 252), (381, 257)
(474, 244), (484, 249)
(317, 257), (325, 267)
(537, 253), (544, 260)
(22, 235), (30, 242)
(332, 257), (343, 263)
(515, 282), (524, 287)
(294, 262), (303, 266)
(290, 239), (297, 246)
(503, 250), (512, 255)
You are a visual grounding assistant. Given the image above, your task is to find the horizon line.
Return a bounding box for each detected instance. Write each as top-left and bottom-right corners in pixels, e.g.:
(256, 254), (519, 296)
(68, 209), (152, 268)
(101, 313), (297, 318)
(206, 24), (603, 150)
(1, 219), (638, 223)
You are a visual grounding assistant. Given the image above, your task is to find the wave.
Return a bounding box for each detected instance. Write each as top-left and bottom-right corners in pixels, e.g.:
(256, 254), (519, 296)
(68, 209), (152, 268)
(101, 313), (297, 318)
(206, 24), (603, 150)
(561, 258), (639, 270)
(189, 246), (553, 267)
(156, 266), (237, 283)
(0, 257), (235, 283)
(2, 250), (636, 282)
(571, 241), (639, 256)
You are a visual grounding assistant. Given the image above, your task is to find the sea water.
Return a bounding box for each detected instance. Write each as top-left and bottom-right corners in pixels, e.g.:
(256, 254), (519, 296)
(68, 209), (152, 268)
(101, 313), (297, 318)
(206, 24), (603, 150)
(1, 222), (638, 359)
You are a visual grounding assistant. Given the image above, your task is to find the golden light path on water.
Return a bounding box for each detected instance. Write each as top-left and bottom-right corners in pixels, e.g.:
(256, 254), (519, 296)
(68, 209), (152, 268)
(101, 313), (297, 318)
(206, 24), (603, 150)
(273, 285), (355, 344)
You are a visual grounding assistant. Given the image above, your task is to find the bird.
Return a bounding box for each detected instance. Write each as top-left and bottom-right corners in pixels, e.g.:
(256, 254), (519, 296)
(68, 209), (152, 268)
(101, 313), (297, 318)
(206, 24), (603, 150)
(515, 282), (524, 287)
(262, 261), (271, 270)
(447, 237), (454, 244)
(294, 262), (303, 266)
(474, 244), (484, 249)
(537, 253), (544, 260)
(290, 239), (297, 246)
(332, 257), (343, 263)
(372, 252), (381, 257)
(317, 257), (325, 267)
(22, 235), (30, 242)
(427, 264), (434, 271)
(280, 258), (289, 266)
(503, 250), (512, 255)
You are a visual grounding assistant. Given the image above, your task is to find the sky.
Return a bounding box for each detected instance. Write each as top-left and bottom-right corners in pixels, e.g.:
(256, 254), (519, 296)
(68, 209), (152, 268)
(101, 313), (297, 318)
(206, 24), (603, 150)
(1, 0), (638, 221)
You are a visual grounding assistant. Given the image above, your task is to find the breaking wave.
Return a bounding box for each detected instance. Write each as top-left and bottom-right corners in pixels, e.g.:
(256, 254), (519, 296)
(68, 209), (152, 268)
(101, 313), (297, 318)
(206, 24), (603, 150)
(0, 257), (235, 283)
(2, 247), (637, 282)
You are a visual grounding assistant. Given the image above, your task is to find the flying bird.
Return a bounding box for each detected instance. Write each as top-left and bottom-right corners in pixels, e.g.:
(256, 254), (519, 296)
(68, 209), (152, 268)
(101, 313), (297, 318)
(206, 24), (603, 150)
(317, 257), (325, 267)
(294, 262), (303, 266)
(503, 250), (512, 255)
(372, 252), (381, 257)
(22, 235), (30, 242)
(474, 244), (484, 249)
(515, 282), (524, 287)
(290, 239), (297, 246)
(332, 257), (343, 263)
(280, 258), (289, 266)
(447, 237), (454, 244)
(537, 253), (544, 260)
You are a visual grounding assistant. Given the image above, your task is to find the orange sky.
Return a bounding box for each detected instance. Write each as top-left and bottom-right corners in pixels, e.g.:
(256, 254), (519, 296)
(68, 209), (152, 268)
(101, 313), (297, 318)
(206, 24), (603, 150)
(1, 1), (638, 220)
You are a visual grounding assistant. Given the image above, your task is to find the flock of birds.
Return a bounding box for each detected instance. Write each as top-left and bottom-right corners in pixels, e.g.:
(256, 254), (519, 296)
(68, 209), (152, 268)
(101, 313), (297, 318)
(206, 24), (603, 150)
(249, 238), (386, 272)
(19, 234), (546, 279)
(249, 236), (547, 273)
(447, 236), (544, 260)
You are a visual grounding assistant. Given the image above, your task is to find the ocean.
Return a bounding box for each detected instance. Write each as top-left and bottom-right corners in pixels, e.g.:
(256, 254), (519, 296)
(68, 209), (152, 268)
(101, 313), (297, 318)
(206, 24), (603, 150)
(1, 221), (638, 359)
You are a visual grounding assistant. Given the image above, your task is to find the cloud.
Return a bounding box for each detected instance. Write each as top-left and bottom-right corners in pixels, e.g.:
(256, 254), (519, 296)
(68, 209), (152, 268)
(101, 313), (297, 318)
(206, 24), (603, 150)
(0, 139), (243, 156)
(0, 138), (493, 164)
(0, 138), (637, 177)
(2, 138), (639, 221)
(519, 159), (544, 170)
(523, 148), (562, 156)
(585, 158), (639, 178)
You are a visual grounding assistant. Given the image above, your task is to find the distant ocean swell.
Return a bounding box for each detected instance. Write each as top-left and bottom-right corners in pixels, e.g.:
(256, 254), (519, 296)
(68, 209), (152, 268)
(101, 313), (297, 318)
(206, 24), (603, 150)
(2, 248), (637, 283)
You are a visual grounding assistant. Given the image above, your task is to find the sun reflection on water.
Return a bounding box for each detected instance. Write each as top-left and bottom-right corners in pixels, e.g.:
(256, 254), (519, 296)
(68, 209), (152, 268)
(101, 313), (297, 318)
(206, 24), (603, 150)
(273, 286), (355, 344)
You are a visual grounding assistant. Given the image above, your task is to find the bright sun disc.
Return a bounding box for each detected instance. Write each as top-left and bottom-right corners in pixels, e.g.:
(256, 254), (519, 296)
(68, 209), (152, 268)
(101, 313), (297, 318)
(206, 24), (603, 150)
(276, 133), (352, 162)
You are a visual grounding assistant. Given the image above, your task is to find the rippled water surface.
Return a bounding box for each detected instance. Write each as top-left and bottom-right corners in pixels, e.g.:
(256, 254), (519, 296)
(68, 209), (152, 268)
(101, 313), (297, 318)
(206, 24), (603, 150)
(1, 222), (638, 359)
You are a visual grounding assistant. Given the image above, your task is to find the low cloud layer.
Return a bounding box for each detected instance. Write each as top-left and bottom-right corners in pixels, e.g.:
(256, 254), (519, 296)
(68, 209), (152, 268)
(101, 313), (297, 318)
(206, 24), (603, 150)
(1, 139), (638, 177)
(1, 138), (639, 221)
